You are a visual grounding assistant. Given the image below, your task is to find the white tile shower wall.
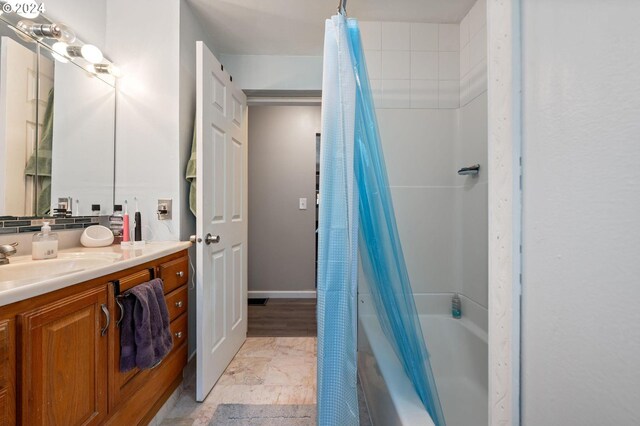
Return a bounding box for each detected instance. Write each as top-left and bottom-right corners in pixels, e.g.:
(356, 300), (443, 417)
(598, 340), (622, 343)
(460, 0), (487, 106)
(455, 92), (488, 307)
(356, 15), (487, 311)
(360, 21), (459, 110)
(376, 108), (457, 295)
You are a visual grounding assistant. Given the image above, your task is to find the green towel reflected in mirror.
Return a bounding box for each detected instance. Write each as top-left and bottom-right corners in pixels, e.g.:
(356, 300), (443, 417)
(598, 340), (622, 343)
(24, 88), (54, 216)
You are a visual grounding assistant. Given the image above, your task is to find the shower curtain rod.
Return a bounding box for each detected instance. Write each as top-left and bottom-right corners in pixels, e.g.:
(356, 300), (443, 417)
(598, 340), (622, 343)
(337, 0), (347, 15)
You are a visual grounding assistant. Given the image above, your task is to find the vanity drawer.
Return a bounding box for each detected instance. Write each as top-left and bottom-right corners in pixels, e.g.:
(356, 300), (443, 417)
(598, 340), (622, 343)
(118, 268), (154, 293)
(166, 286), (188, 322)
(159, 257), (188, 294)
(170, 313), (188, 351)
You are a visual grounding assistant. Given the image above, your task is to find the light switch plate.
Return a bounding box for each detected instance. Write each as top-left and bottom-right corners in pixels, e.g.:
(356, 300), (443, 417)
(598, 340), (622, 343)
(299, 198), (307, 210)
(157, 199), (172, 220)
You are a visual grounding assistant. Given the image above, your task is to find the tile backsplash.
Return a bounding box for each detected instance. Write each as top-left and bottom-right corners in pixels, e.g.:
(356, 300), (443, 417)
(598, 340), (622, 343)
(0, 216), (104, 234)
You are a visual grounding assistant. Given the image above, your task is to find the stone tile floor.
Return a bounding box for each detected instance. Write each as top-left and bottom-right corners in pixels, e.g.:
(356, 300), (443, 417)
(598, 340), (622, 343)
(161, 337), (318, 425)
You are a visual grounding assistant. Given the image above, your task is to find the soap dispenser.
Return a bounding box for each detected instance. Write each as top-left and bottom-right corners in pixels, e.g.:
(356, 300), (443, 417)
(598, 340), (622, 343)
(32, 222), (59, 260)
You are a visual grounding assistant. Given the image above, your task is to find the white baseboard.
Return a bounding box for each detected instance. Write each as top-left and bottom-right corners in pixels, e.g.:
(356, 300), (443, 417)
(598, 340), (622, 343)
(248, 290), (317, 299)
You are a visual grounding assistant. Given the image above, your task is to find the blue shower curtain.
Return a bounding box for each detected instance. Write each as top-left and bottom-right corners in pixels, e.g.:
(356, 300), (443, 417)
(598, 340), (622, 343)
(318, 15), (446, 426)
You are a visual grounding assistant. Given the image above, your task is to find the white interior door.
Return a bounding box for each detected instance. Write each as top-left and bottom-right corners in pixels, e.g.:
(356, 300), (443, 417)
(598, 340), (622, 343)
(195, 41), (248, 402)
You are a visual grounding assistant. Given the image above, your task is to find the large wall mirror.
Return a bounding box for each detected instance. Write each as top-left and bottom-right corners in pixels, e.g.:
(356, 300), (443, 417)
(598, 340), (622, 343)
(0, 12), (116, 218)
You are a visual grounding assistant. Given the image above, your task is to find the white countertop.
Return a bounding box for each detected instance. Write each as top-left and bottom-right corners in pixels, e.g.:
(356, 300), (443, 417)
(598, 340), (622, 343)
(0, 241), (192, 307)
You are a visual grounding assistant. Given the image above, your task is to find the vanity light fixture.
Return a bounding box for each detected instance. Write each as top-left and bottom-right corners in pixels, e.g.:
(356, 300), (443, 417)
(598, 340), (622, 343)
(67, 44), (103, 64)
(15, 20), (75, 42)
(92, 63), (123, 78)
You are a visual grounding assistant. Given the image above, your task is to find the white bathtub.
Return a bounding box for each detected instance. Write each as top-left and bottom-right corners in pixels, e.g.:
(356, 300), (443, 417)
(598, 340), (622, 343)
(358, 294), (488, 426)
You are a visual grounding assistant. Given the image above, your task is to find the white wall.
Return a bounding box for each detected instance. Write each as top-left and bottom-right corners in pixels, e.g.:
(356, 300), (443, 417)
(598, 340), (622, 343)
(106, 0), (182, 242)
(45, 0), (107, 51)
(521, 1), (640, 424)
(220, 54), (322, 91)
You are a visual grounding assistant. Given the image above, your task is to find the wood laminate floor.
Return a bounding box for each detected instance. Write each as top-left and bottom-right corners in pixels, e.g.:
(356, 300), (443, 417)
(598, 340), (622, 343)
(248, 298), (317, 337)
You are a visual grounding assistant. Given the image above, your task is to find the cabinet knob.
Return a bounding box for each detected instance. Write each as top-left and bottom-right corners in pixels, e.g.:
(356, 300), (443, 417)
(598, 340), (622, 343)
(176, 271), (184, 278)
(175, 331), (183, 339)
(175, 301), (183, 308)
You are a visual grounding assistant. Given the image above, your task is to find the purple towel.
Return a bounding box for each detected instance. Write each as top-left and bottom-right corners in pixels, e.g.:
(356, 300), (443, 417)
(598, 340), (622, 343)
(119, 278), (173, 372)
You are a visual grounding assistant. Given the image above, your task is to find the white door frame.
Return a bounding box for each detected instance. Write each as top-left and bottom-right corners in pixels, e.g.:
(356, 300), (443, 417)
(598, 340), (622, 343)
(487, 1), (522, 425)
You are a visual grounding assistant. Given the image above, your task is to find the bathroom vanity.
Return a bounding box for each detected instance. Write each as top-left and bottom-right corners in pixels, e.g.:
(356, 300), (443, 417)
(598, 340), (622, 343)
(0, 242), (191, 426)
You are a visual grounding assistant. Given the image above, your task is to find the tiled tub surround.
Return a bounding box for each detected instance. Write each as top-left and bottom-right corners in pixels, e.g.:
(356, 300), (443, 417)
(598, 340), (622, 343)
(358, 0), (488, 307)
(360, 21), (461, 109)
(0, 215), (105, 234)
(459, 0), (487, 106)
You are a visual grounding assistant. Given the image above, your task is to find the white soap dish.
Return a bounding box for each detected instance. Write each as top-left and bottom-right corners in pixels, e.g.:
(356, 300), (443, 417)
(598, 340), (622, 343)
(81, 225), (115, 247)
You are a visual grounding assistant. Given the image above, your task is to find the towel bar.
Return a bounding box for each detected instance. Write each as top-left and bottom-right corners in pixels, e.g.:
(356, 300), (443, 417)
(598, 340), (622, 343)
(113, 267), (157, 297)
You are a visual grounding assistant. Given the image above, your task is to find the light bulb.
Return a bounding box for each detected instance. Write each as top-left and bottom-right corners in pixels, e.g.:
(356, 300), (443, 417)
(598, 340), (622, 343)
(81, 44), (103, 64)
(55, 23), (75, 43)
(13, 20), (37, 43)
(52, 42), (68, 57)
(108, 64), (122, 78)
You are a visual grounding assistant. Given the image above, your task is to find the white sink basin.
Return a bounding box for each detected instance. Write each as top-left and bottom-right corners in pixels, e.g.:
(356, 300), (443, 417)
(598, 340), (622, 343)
(0, 252), (122, 286)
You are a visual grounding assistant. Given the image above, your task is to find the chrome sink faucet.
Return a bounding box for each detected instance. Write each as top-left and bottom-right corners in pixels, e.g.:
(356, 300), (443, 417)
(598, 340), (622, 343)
(0, 242), (18, 265)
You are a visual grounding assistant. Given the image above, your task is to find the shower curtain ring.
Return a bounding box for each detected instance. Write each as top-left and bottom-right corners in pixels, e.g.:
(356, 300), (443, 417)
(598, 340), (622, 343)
(337, 0), (347, 15)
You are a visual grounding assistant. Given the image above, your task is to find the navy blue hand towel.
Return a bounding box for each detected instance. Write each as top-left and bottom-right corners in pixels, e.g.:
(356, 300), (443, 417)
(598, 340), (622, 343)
(120, 278), (173, 372)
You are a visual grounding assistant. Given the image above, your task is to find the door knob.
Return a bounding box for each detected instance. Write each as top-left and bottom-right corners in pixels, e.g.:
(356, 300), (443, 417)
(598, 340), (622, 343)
(204, 233), (220, 245)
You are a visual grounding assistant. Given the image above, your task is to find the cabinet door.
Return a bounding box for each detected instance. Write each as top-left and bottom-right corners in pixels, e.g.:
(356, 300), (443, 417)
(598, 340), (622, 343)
(19, 286), (109, 426)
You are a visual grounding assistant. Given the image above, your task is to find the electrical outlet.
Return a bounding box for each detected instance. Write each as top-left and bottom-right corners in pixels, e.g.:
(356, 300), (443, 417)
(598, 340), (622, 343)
(299, 198), (307, 210)
(157, 199), (172, 220)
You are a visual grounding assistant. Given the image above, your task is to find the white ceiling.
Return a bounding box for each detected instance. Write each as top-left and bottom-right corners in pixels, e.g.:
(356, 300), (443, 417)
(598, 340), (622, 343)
(187, 0), (476, 56)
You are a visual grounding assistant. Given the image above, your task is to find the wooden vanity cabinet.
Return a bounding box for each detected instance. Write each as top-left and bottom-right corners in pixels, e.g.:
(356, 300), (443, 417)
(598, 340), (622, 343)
(19, 286), (109, 426)
(0, 249), (189, 426)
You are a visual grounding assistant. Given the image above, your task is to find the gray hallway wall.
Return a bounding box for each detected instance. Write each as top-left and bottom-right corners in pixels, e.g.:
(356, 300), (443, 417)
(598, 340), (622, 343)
(248, 106), (321, 295)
